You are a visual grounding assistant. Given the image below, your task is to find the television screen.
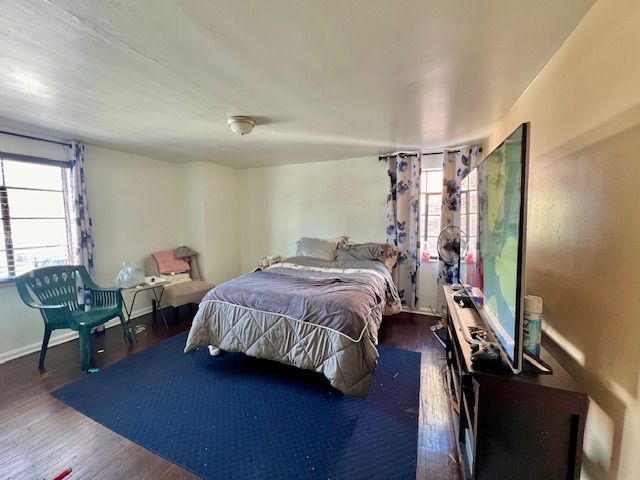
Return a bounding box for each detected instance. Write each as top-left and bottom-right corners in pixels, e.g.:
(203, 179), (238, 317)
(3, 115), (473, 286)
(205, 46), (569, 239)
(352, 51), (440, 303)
(460, 123), (529, 372)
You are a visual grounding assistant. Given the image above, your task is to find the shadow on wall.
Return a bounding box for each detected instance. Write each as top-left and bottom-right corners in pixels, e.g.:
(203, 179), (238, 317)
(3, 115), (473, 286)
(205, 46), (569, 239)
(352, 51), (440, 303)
(527, 117), (640, 480)
(543, 331), (626, 480)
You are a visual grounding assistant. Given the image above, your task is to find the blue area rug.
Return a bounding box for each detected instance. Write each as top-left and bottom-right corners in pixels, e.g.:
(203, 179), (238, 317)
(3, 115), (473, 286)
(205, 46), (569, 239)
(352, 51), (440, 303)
(53, 331), (421, 479)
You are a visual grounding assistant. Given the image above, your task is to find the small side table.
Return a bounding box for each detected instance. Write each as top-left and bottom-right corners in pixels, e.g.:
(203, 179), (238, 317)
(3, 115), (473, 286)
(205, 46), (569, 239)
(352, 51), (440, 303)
(121, 281), (170, 329)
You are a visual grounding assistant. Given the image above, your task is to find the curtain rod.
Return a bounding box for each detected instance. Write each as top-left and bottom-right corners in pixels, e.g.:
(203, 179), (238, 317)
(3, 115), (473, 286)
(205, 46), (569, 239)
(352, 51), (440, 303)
(423, 150), (460, 155)
(378, 149), (460, 160)
(378, 153), (418, 159)
(0, 129), (72, 148)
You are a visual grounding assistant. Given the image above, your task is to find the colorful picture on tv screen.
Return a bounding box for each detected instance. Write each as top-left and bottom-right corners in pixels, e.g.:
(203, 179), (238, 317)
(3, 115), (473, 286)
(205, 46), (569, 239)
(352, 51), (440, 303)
(461, 125), (525, 363)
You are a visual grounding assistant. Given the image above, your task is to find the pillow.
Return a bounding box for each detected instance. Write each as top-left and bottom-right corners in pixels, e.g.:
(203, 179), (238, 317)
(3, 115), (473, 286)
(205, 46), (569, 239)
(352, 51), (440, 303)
(336, 242), (399, 270)
(295, 237), (345, 261)
(152, 250), (191, 274)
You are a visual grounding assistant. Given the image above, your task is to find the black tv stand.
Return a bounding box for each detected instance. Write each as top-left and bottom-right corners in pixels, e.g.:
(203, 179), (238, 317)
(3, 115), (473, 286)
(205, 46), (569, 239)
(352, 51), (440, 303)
(443, 286), (588, 479)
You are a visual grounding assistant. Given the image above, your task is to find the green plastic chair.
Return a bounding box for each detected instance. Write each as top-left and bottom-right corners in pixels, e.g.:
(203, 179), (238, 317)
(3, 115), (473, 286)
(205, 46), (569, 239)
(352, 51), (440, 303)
(15, 265), (135, 372)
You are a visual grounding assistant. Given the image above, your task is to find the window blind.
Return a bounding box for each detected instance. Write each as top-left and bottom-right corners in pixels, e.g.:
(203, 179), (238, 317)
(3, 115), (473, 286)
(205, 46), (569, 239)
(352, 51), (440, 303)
(0, 158), (75, 280)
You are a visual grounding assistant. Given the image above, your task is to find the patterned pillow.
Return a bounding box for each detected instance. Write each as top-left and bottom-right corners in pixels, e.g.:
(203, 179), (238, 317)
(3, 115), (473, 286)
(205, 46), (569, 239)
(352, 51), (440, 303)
(336, 242), (399, 270)
(295, 237), (346, 261)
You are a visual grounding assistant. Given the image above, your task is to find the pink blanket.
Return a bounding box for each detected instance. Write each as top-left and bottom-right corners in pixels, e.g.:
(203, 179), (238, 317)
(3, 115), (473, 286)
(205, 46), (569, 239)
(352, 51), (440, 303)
(152, 250), (190, 274)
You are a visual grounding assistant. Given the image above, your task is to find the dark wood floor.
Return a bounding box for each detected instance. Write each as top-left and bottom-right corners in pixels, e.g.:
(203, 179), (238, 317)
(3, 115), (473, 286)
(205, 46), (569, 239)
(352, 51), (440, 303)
(0, 309), (459, 480)
(379, 313), (460, 480)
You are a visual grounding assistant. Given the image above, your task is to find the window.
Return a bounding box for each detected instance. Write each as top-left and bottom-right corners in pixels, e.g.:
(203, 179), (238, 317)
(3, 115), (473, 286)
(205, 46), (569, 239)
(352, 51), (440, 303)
(460, 168), (477, 262)
(0, 159), (75, 280)
(419, 168), (443, 261)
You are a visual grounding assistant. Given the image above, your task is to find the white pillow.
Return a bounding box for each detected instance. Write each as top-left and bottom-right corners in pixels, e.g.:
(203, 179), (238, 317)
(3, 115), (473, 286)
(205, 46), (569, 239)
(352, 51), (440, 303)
(295, 237), (346, 261)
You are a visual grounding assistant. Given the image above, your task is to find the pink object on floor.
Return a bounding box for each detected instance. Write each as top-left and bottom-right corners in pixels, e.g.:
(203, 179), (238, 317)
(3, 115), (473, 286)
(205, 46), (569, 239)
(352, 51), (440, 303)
(152, 250), (190, 274)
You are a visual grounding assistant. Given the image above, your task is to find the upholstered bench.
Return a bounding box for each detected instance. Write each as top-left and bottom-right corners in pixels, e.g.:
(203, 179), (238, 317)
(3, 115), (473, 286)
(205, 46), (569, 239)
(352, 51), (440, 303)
(144, 253), (214, 314)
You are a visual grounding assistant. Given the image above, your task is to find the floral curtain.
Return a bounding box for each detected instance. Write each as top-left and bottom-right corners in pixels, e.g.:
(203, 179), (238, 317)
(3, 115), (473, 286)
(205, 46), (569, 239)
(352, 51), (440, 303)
(384, 152), (421, 309)
(436, 146), (481, 313)
(67, 141), (95, 277)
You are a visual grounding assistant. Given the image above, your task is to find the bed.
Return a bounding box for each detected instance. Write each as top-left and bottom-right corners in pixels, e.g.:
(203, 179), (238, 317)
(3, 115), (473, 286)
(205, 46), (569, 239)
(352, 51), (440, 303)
(184, 255), (401, 397)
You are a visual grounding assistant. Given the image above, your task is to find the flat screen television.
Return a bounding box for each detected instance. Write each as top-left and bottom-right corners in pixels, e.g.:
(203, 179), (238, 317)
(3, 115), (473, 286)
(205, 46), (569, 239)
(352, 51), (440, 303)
(459, 122), (529, 373)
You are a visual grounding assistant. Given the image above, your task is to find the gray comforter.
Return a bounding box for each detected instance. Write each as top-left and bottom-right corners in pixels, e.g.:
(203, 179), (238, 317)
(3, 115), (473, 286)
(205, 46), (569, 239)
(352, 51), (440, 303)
(184, 257), (401, 397)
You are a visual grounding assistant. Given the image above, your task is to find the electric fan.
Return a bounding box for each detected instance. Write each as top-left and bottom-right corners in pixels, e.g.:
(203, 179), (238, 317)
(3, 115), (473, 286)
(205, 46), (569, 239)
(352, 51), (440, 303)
(436, 225), (467, 289)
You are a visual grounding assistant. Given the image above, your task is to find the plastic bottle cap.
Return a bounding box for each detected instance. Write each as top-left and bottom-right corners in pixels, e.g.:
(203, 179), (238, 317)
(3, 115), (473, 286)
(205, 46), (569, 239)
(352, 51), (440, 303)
(524, 295), (543, 314)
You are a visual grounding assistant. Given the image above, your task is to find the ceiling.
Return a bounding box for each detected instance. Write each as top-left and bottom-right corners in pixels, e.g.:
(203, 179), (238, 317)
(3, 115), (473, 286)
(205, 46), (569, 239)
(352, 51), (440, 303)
(0, 0), (594, 168)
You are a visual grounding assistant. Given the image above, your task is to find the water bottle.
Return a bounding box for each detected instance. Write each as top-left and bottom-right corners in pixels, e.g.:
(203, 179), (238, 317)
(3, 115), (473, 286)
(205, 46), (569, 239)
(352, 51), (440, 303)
(523, 295), (543, 357)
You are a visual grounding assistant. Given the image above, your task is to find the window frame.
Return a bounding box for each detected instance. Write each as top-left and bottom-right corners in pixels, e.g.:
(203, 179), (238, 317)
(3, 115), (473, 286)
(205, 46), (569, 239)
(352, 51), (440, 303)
(460, 169), (478, 262)
(0, 158), (75, 284)
(419, 167), (443, 262)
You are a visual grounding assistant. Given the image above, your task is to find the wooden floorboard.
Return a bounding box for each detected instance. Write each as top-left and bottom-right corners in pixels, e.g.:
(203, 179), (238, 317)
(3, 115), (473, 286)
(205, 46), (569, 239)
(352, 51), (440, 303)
(380, 312), (461, 480)
(0, 308), (459, 480)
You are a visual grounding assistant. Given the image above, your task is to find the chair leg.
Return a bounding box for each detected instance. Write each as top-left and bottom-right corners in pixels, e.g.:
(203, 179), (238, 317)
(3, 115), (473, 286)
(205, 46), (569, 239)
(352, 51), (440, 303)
(38, 326), (52, 371)
(119, 313), (135, 346)
(79, 328), (91, 372)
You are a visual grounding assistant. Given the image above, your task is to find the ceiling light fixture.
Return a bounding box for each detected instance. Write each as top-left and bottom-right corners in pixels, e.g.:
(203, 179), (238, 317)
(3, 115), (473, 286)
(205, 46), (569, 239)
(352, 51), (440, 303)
(227, 116), (256, 136)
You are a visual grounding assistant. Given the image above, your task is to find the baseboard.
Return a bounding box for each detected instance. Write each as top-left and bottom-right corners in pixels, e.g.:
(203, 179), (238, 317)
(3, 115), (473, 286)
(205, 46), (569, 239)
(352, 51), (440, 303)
(0, 305), (153, 365)
(402, 307), (443, 318)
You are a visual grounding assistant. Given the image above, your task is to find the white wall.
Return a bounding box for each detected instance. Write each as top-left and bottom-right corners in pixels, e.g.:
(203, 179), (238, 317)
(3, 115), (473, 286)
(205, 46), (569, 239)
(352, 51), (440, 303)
(86, 145), (191, 289)
(181, 161), (242, 283)
(0, 144), (242, 363)
(0, 287), (44, 363)
(240, 156), (388, 271)
(241, 155), (442, 313)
